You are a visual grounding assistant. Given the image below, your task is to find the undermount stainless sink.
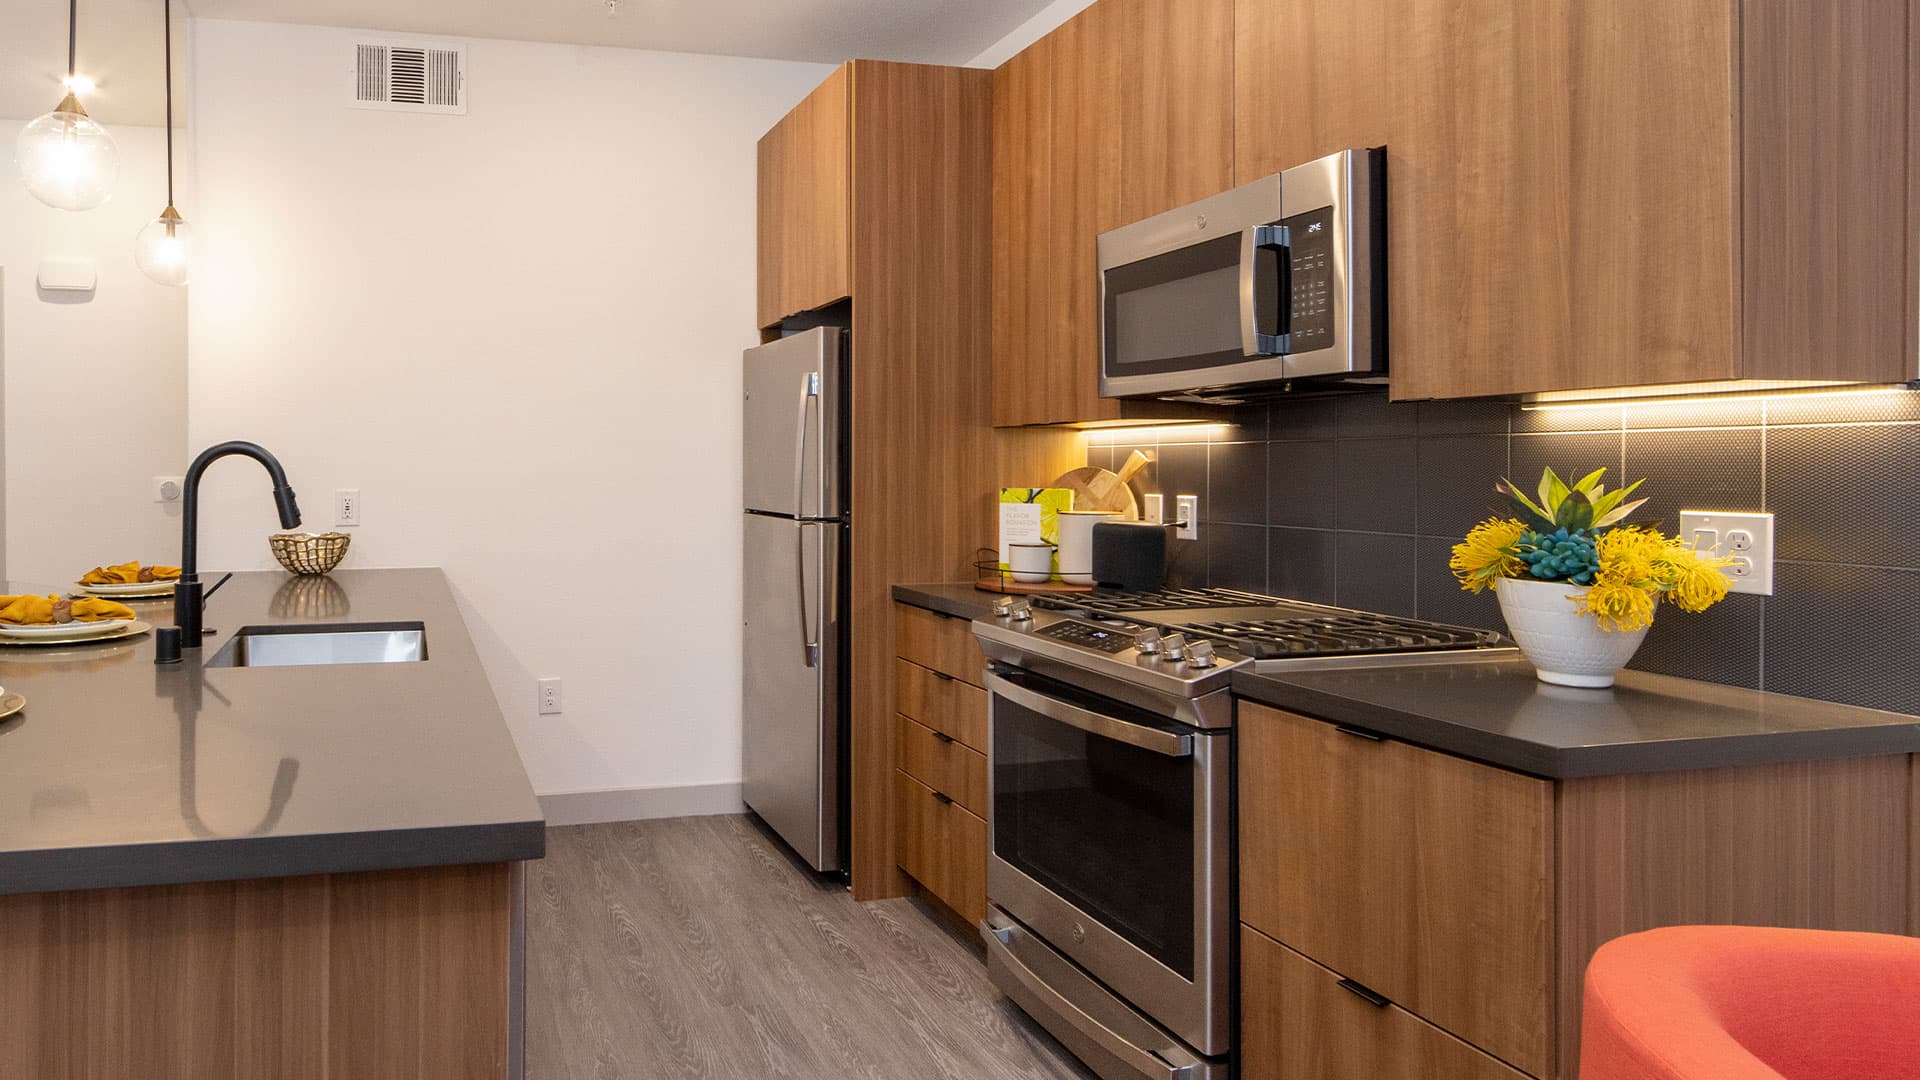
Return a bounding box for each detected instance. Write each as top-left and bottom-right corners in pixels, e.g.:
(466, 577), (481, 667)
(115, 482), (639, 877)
(207, 621), (428, 668)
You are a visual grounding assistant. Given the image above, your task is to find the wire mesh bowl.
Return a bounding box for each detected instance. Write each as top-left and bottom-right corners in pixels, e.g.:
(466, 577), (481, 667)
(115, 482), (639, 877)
(269, 532), (351, 576)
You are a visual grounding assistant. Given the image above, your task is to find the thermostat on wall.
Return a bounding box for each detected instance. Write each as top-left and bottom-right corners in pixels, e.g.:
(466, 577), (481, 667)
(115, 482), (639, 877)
(37, 258), (96, 292)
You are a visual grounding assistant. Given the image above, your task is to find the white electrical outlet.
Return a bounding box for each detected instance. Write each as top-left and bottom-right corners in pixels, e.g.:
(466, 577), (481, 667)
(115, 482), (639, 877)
(1678, 510), (1774, 596)
(1142, 493), (1166, 524)
(538, 678), (563, 716)
(335, 489), (361, 527)
(152, 475), (184, 503)
(1175, 495), (1200, 540)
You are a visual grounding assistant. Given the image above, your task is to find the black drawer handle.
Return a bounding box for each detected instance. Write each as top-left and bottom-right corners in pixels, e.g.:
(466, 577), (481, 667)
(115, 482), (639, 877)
(931, 731), (956, 744)
(930, 791), (953, 805)
(930, 670), (956, 682)
(1333, 724), (1384, 742)
(931, 610), (960, 621)
(1337, 978), (1391, 1008)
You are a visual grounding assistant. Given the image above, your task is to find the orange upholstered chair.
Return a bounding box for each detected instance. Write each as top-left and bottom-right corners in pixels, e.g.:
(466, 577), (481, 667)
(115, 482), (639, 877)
(1579, 925), (1920, 1080)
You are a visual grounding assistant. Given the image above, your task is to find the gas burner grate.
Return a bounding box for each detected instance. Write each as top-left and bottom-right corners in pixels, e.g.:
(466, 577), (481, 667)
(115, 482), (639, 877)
(1179, 615), (1502, 660)
(1030, 587), (1274, 614)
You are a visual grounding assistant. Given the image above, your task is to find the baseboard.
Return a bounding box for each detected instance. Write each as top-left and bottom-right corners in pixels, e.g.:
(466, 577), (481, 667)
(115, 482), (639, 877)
(538, 782), (746, 827)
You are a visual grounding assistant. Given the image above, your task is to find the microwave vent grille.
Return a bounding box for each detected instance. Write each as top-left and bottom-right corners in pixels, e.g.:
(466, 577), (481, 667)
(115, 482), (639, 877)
(352, 42), (466, 114)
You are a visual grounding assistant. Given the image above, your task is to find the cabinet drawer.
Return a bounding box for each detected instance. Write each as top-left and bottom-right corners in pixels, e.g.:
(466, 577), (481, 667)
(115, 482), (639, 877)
(1241, 927), (1530, 1080)
(896, 714), (988, 817)
(894, 658), (989, 752)
(1239, 703), (1553, 1076)
(895, 603), (988, 688)
(896, 770), (987, 925)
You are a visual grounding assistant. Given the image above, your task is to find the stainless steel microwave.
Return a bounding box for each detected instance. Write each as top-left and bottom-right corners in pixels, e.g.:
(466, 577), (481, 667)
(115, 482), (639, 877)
(1097, 148), (1385, 402)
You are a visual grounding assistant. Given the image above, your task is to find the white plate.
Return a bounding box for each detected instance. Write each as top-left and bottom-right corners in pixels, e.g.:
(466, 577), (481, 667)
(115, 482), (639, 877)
(0, 618), (133, 640)
(73, 579), (177, 596)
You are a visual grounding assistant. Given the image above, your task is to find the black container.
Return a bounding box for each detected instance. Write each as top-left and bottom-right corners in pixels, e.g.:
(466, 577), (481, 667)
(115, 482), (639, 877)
(1091, 522), (1174, 591)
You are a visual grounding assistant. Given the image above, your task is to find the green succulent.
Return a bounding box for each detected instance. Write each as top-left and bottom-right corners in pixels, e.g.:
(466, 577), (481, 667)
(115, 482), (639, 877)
(1495, 466), (1647, 534)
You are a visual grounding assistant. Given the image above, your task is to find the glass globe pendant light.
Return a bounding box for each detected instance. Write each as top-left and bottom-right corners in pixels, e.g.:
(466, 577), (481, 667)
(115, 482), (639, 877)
(134, 0), (189, 287)
(15, 0), (119, 210)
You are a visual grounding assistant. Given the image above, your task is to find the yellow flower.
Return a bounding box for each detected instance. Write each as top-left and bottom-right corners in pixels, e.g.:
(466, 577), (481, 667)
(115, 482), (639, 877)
(1574, 576), (1659, 632)
(1451, 518), (1526, 593)
(1660, 546), (1733, 612)
(1595, 526), (1668, 588)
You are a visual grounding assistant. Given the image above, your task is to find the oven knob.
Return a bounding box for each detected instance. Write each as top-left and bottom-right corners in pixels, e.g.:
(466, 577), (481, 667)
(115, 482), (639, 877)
(1008, 600), (1033, 623)
(1187, 640), (1218, 668)
(1072, 923), (1087, 944)
(1133, 629), (1163, 654)
(1161, 633), (1188, 661)
(993, 597), (1014, 619)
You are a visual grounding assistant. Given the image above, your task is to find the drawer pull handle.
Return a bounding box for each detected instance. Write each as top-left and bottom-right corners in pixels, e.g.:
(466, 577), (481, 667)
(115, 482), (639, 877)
(1337, 978), (1391, 1008)
(1333, 724), (1384, 742)
(931, 731), (956, 744)
(930, 791), (953, 805)
(930, 671), (956, 682)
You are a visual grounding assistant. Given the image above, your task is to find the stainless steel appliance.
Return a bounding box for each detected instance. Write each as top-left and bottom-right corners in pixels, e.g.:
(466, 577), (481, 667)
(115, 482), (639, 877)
(973, 588), (1513, 1080)
(742, 326), (849, 873)
(1098, 148), (1385, 403)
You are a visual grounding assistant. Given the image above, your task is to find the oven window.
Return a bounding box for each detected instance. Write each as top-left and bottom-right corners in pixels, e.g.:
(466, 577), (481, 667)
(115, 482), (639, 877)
(993, 688), (1196, 978)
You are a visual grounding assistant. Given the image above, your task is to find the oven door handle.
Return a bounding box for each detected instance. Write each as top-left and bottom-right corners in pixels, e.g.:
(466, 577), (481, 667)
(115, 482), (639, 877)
(987, 672), (1194, 758)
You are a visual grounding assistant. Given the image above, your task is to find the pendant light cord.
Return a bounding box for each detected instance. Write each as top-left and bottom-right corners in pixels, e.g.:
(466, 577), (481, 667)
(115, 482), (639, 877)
(67, 0), (76, 78)
(163, 0), (173, 206)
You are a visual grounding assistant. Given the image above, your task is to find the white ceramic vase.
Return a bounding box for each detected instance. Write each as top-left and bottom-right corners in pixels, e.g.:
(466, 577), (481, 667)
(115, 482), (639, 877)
(1057, 510), (1121, 585)
(1494, 576), (1651, 688)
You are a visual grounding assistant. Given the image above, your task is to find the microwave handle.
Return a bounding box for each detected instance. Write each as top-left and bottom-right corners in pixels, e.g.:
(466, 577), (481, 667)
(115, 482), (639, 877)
(1239, 224), (1291, 357)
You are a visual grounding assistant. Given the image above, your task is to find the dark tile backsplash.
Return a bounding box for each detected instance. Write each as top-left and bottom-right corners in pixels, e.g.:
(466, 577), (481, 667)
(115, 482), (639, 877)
(1090, 391), (1920, 716)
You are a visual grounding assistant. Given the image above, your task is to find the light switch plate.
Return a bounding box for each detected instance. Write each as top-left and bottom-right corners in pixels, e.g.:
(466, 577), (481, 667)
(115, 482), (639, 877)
(1678, 510), (1774, 596)
(1142, 493), (1165, 524)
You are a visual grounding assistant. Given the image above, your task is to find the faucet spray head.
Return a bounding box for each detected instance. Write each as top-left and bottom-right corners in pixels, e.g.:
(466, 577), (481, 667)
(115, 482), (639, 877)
(274, 485), (302, 530)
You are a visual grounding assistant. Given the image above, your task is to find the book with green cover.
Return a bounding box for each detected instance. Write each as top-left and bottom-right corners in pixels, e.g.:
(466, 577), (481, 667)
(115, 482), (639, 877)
(999, 487), (1074, 574)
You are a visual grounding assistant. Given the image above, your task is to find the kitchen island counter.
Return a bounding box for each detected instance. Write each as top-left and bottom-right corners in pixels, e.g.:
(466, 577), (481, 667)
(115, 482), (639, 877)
(1233, 659), (1920, 779)
(0, 567), (543, 895)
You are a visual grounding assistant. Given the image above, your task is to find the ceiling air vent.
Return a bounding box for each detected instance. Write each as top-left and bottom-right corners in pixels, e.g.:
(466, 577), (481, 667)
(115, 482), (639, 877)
(351, 42), (466, 115)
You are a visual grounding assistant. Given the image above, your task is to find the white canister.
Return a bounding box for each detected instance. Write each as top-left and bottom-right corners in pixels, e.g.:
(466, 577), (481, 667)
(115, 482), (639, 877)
(1008, 542), (1056, 584)
(1057, 510), (1122, 585)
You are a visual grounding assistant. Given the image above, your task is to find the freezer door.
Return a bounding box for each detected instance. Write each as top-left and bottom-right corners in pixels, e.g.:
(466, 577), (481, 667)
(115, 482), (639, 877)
(742, 512), (843, 871)
(743, 327), (844, 518)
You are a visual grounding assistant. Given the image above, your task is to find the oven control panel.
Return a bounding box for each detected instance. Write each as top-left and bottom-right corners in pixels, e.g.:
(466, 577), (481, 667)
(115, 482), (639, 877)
(1037, 620), (1140, 654)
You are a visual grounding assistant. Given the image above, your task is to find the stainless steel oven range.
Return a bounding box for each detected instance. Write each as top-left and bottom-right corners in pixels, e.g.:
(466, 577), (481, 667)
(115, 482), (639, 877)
(972, 588), (1514, 1080)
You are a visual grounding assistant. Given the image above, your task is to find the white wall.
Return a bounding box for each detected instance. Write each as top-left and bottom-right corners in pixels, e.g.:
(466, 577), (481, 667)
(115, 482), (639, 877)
(966, 0), (1098, 68)
(0, 121), (188, 586)
(188, 19), (833, 809)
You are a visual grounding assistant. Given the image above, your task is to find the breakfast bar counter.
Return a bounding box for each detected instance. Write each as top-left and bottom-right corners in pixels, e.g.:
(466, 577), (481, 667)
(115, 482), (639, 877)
(0, 567), (541, 1080)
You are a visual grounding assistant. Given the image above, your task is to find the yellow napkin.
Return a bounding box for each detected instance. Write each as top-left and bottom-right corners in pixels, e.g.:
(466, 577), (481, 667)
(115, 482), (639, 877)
(70, 598), (136, 622)
(0, 595), (57, 625)
(79, 561), (180, 585)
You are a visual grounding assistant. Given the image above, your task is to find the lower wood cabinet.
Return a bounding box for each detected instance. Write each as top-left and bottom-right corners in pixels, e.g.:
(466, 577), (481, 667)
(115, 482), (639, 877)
(898, 713), (989, 817)
(1241, 927), (1528, 1080)
(896, 770), (987, 925)
(1238, 700), (1917, 1080)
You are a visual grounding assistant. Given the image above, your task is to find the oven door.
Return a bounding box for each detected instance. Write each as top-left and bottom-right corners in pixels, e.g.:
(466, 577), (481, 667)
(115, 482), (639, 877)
(985, 666), (1230, 1057)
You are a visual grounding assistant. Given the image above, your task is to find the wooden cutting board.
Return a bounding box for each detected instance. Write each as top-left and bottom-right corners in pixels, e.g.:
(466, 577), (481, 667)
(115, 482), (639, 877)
(1052, 450), (1152, 519)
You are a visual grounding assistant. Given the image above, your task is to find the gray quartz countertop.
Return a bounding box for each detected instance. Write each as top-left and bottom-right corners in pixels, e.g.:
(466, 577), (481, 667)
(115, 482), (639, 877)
(892, 582), (1006, 622)
(1234, 660), (1920, 779)
(0, 568), (544, 896)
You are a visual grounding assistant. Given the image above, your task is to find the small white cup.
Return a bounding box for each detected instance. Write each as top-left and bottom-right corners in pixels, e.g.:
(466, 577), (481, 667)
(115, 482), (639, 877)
(1008, 542), (1055, 584)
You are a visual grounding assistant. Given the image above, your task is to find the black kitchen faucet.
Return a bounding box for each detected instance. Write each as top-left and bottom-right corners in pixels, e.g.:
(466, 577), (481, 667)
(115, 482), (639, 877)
(172, 441), (302, 647)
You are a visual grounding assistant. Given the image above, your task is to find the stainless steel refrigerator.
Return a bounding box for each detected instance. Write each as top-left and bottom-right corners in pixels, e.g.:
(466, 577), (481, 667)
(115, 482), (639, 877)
(742, 327), (848, 872)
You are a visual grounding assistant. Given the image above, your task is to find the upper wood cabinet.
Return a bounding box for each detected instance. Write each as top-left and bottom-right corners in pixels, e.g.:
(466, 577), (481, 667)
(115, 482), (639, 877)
(990, 0), (1234, 426)
(1234, 0), (1918, 399)
(756, 66), (851, 329)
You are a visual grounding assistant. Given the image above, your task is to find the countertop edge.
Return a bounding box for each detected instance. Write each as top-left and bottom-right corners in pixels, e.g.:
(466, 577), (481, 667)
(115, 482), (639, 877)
(1232, 671), (1920, 780)
(0, 818), (547, 897)
(892, 583), (1003, 622)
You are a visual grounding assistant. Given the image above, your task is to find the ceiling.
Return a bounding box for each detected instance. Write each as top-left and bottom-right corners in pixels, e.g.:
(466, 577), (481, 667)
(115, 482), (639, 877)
(2, 0), (189, 126)
(4, 0), (1051, 126)
(191, 0), (1048, 64)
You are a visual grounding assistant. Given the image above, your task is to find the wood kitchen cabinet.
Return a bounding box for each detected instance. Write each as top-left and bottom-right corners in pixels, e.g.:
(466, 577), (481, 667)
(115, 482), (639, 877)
(1238, 701), (1918, 1079)
(989, 0), (1231, 426)
(1234, 0), (1918, 399)
(893, 602), (991, 924)
(755, 66), (850, 330)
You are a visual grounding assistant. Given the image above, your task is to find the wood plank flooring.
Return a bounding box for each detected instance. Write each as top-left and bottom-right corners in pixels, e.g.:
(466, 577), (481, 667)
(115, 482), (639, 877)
(527, 815), (1096, 1080)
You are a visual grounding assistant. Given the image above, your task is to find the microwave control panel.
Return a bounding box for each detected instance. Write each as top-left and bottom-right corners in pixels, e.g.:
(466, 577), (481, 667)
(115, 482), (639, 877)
(1284, 205), (1336, 353)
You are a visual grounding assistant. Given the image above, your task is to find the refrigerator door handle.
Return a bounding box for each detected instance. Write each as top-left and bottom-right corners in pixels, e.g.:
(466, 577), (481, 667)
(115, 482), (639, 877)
(793, 372), (821, 667)
(796, 521), (819, 668)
